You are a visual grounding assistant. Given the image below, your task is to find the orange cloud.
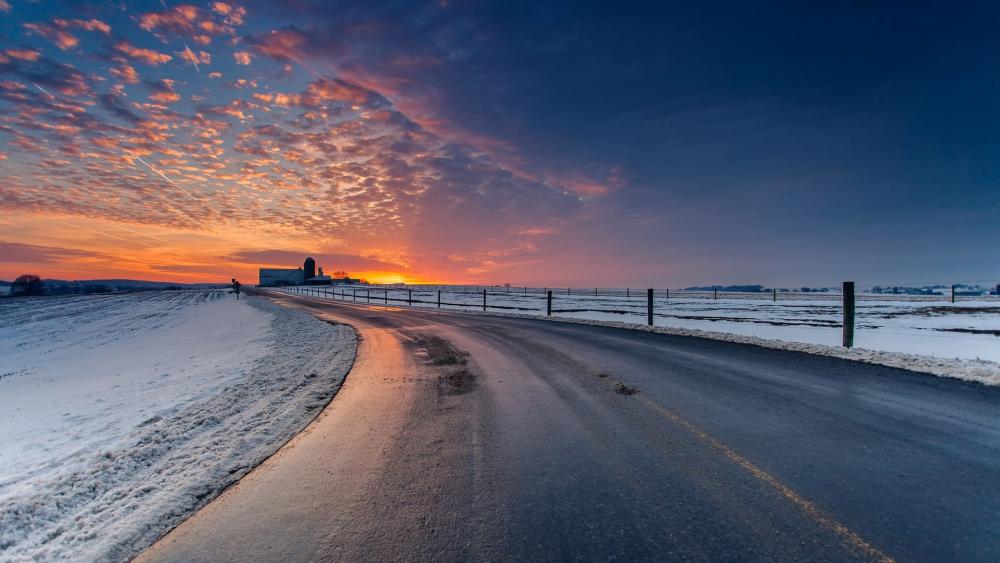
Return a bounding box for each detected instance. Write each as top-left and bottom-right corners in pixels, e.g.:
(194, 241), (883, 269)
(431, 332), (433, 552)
(5, 49), (41, 61)
(115, 41), (173, 65)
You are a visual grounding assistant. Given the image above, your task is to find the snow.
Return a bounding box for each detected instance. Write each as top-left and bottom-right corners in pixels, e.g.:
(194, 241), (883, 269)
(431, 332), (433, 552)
(281, 286), (1000, 385)
(0, 291), (357, 561)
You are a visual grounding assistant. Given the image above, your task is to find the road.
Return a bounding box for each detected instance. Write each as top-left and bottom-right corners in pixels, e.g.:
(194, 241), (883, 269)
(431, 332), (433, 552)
(138, 290), (1000, 562)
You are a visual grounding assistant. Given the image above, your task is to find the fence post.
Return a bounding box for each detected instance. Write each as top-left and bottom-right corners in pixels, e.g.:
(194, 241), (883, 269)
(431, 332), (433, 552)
(627, 288), (630, 298)
(714, 288), (718, 300)
(595, 288), (598, 296)
(647, 288), (654, 326)
(367, 289), (370, 303)
(384, 290), (388, 305)
(483, 289), (487, 311)
(773, 288), (777, 302)
(665, 288), (669, 299)
(547, 290), (552, 316)
(437, 290), (441, 307)
(353, 289), (356, 301)
(952, 284), (957, 303)
(843, 281), (855, 348)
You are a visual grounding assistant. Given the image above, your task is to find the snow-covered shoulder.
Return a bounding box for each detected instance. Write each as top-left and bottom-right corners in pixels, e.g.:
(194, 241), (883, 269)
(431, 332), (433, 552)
(0, 291), (357, 561)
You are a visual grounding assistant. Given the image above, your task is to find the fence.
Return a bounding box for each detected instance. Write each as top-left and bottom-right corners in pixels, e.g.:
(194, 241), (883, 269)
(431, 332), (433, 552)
(274, 281), (999, 350)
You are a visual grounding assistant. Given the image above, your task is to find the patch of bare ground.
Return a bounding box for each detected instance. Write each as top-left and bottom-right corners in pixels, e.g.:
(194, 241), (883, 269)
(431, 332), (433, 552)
(614, 382), (638, 395)
(408, 334), (477, 395)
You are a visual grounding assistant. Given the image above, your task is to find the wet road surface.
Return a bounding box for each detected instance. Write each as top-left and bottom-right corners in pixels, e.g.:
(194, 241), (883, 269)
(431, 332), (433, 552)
(137, 290), (1000, 562)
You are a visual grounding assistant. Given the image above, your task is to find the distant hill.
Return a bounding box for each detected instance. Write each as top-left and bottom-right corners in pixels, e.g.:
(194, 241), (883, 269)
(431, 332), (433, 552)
(0, 278), (227, 296)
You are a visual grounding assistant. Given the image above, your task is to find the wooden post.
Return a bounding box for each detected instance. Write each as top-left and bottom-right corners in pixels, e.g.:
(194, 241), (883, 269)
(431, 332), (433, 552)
(773, 288), (777, 302)
(952, 284), (957, 303)
(547, 290), (552, 316)
(843, 281), (855, 348)
(647, 288), (654, 326)
(408, 288), (412, 306)
(665, 288), (669, 299)
(714, 288), (718, 300)
(437, 290), (441, 307)
(352, 289), (356, 301)
(482, 289), (487, 311)
(595, 288), (598, 296)
(627, 288), (630, 298)
(384, 290), (388, 305)
(367, 289), (370, 303)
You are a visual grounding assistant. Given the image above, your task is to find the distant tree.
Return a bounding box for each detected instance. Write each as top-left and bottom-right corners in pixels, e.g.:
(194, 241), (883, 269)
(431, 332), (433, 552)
(12, 274), (45, 296)
(332, 270), (349, 279)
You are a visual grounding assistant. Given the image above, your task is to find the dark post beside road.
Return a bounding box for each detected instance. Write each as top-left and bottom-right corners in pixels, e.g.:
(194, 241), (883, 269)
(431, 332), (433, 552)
(408, 289), (412, 306)
(843, 281), (855, 348)
(547, 290), (553, 316)
(483, 290), (487, 311)
(773, 288), (777, 302)
(437, 290), (441, 308)
(367, 289), (370, 303)
(647, 288), (654, 326)
(384, 290), (388, 305)
(952, 284), (957, 304)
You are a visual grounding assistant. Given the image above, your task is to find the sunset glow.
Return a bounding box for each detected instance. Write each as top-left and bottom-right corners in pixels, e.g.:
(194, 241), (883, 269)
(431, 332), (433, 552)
(1, 1), (997, 286)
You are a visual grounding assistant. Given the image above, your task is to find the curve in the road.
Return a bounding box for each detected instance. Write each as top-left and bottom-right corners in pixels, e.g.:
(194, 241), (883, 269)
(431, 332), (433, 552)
(138, 290), (1000, 562)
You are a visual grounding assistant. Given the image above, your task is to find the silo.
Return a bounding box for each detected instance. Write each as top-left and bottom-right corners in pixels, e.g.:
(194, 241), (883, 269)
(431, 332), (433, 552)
(304, 257), (316, 280)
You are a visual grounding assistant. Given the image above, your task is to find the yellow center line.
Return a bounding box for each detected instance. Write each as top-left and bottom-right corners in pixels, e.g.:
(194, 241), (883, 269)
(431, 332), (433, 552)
(638, 396), (894, 563)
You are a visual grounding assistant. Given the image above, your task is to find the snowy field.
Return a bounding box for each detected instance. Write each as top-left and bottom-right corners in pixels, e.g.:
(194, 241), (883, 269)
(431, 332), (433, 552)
(0, 291), (356, 561)
(280, 286), (1000, 378)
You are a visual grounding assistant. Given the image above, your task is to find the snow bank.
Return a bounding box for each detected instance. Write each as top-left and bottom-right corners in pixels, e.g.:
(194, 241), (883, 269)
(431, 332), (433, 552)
(0, 291), (356, 561)
(280, 287), (1000, 386)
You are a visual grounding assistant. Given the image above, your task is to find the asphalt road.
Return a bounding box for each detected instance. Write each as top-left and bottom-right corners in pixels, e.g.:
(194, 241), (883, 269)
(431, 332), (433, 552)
(138, 290), (1000, 562)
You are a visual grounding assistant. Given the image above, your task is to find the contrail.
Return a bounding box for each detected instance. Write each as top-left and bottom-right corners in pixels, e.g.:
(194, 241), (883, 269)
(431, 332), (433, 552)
(53, 218), (147, 246)
(183, 43), (201, 73)
(124, 149), (202, 201)
(109, 222), (171, 244)
(32, 82), (54, 97)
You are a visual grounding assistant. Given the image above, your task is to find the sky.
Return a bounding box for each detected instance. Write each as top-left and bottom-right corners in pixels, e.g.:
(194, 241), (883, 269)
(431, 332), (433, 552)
(0, 0), (997, 287)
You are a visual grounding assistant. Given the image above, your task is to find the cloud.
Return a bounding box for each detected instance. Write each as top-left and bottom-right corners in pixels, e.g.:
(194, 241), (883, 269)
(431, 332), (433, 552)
(21, 18), (111, 50)
(146, 79), (181, 104)
(245, 26), (327, 63)
(178, 46), (211, 67)
(0, 241), (106, 264)
(302, 77), (377, 107)
(109, 57), (140, 84)
(138, 4), (243, 44)
(115, 41), (173, 65)
(233, 51), (251, 65)
(5, 49), (41, 62)
(0, 54), (93, 97)
(227, 249), (406, 272)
